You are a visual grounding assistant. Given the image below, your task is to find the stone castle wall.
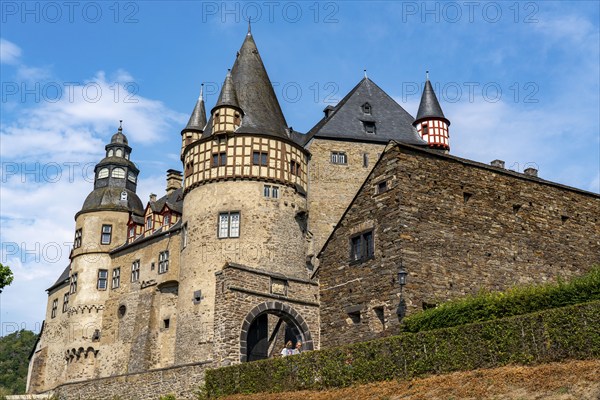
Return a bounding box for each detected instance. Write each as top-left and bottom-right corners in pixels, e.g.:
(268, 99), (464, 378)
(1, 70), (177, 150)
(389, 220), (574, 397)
(318, 144), (600, 348)
(305, 138), (386, 254)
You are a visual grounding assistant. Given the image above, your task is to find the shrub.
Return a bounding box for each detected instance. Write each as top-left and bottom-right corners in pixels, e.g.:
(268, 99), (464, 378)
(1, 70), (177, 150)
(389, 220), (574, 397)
(401, 266), (600, 333)
(203, 301), (600, 398)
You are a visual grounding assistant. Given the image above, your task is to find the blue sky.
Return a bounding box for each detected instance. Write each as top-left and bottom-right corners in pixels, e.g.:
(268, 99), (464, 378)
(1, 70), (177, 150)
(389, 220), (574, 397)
(1, 1), (599, 334)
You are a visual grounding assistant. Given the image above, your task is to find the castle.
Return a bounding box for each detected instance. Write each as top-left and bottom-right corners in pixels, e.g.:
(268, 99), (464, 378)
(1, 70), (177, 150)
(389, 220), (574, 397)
(27, 28), (599, 397)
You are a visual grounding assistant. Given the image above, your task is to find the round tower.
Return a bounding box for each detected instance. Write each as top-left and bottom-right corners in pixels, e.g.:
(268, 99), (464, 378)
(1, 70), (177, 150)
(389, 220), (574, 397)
(176, 30), (312, 365)
(413, 71), (451, 152)
(64, 122), (143, 381)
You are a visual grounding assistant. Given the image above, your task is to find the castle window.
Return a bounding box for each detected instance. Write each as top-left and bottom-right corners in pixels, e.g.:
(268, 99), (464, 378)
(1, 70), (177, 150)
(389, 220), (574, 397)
(376, 180), (388, 194)
(158, 251), (169, 274)
(92, 329), (101, 342)
(218, 211), (240, 238)
(212, 152), (227, 167)
(363, 153), (369, 168)
(131, 260), (140, 282)
(193, 290), (202, 304)
(98, 168), (109, 179)
(108, 149), (114, 157)
(361, 102), (371, 114)
(62, 293), (69, 313)
(422, 123), (429, 136)
(146, 216), (153, 230)
(182, 223), (188, 249)
(163, 214), (170, 226)
(290, 161), (301, 176)
(69, 273), (78, 294)
(234, 112), (241, 126)
(112, 168), (125, 179)
(97, 270), (108, 290)
(112, 268), (121, 289)
(118, 305), (126, 318)
(128, 172), (136, 183)
(101, 225), (112, 245)
(263, 185), (279, 198)
(350, 230), (374, 263)
(348, 310), (361, 324)
(253, 151), (268, 166)
(74, 229), (82, 249)
(128, 226), (135, 239)
(163, 318), (170, 329)
(331, 152), (347, 165)
(116, 148), (123, 158)
(363, 121), (376, 134)
(120, 191), (128, 201)
(51, 299), (58, 319)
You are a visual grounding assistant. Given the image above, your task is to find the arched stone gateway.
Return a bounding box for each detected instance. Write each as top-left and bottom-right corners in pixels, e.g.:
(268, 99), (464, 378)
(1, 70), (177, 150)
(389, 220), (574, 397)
(240, 301), (313, 362)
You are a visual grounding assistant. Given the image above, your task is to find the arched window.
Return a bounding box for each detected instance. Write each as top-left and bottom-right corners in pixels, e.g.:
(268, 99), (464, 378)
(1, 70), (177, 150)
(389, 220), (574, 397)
(98, 168), (109, 179)
(116, 149), (123, 158)
(120, 191), (128, 201)
(127, 172), (136, 183)
(112, 168), (125, 179)
(361, 102), (371, 114)
(108, 149), (114, 157)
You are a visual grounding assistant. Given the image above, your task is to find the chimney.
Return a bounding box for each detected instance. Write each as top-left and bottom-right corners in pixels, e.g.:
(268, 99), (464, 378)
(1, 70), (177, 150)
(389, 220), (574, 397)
(323, 105), (335, 118)
(166, 169), (183, 194)
(524, 167), (538, 177)
(490, 159), (505, 169)
(149, 193), (157, 202)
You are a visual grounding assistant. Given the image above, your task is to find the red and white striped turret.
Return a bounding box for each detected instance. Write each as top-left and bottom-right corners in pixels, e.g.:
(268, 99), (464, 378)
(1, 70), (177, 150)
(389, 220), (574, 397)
(413, 71), (450, 152)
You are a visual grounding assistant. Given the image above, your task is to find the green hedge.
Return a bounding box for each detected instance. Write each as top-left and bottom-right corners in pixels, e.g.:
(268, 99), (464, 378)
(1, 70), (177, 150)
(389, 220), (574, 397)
(203, 301), (600, 398)
(401, 266), (600, 333)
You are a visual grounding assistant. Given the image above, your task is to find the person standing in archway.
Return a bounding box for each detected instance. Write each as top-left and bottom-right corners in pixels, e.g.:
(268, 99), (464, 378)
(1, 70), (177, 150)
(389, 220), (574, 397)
(280, 340), (294, 357)
(293, 341), (302, 355)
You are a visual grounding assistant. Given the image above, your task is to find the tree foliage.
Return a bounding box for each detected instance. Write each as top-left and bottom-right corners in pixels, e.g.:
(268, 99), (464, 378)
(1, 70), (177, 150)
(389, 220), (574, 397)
(0, 330), (38, 395)
(0, 263), (13, 293)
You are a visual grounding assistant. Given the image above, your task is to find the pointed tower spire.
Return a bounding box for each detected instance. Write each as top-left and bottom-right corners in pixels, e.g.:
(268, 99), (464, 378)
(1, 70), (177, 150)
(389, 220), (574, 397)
(247, 17), (252, 35)
(364, 69), (368, 79)
(214, 69), (241, 111)
(211, 70), (243, 135)
(413, 72), (451, 152)
(184, 84), (207, 132)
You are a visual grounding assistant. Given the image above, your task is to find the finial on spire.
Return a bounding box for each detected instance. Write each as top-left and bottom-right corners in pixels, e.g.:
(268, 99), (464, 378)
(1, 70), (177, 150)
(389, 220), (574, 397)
(119, 120), (123, 131)
(364, 69), (368, 79)
(426, 70), (430, 80)
(199, 83), (204, 100)
(247, 17), (252, 35)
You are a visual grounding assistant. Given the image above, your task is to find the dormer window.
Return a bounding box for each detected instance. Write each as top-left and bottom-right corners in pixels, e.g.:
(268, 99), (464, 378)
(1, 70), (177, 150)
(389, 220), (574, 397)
(98, 168), (109, 179)
(163, 214), (170, 226)
(116, 148), (123, 158)
(146, 216), (153, 230)
(234, 112), (241, 126)
(363, 121), (376, 134)
(112, 168), (125, 179)
(361, 102), (371, 114)
(422, 123), (429, 136)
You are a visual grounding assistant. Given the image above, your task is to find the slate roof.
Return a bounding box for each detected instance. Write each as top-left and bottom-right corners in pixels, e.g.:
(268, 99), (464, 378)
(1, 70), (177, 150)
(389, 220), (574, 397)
(184, 88), (207, 132)
(47, 265), (70, 293)
(149, 187), (183, 214)
(79, 187), (144, 216)
(415, 79), (448, 124)
(202, 32), (292, 141)
(213, 70), (241, 112)
(304, 78), (427, 146)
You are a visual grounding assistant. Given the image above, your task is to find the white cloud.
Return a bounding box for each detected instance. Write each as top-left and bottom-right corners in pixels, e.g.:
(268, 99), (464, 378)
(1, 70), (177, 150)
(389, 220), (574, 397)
(0, 38), (21, 64)
(1, 46), (187, 332)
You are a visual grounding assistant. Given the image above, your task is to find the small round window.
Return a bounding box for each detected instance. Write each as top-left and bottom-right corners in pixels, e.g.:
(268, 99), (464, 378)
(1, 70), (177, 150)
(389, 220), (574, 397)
(118, 305), (126, 318)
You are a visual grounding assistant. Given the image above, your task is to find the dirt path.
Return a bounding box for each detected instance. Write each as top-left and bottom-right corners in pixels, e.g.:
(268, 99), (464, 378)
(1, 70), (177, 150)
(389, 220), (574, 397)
(219, 359), (600, 400)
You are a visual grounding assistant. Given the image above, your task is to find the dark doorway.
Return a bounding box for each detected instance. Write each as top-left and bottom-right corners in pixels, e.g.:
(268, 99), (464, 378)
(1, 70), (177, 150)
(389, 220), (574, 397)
(247, 313), (268, 361)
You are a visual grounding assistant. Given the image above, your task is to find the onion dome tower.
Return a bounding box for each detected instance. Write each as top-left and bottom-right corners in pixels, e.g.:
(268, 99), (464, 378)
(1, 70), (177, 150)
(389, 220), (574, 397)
(413, 72), (451, 152)
(64, 122), (143, 382)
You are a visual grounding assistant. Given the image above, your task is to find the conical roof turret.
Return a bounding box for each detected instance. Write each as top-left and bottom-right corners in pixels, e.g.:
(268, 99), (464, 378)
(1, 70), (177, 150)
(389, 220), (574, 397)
(228, 30), (288, 137)
(415, 73), (449, 125)
(184, 84), (207, 131)
(213, 69), (241, 111)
